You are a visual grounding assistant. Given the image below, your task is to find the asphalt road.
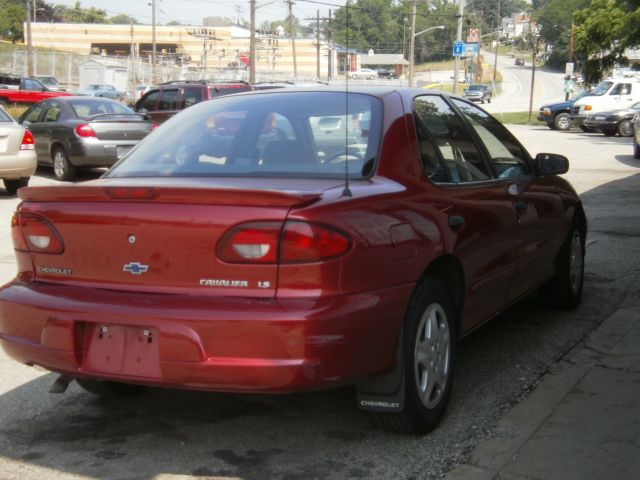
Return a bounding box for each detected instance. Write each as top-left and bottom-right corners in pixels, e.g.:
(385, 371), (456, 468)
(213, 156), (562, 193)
(0, 126), (638, 480)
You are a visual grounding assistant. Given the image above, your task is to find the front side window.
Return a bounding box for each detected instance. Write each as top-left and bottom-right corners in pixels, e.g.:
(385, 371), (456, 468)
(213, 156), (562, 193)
(158, 89), (179, 110)
(413, 95), (492, 183)
(107, 91), (382, 179)
(451, 99), (532, 179)
(610, 83), (632, 95)
(139, 91), (160, 111)
(183, 87), (203, 108)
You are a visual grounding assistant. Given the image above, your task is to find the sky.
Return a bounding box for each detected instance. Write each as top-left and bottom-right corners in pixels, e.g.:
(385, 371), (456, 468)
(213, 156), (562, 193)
(51, 0), (346, 26)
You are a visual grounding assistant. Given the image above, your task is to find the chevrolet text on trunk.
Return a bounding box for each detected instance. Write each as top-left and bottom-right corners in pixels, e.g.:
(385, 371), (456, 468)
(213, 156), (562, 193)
(0, 87), (586, 434)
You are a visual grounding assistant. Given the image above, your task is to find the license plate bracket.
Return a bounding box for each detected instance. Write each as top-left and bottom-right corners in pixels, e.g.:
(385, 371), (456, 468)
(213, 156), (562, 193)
(83, 324), (161, 378)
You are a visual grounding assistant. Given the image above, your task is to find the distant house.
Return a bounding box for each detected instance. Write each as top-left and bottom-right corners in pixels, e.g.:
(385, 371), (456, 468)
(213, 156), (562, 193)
(359, 53), (409, 77)
(500, 12), (532, 40)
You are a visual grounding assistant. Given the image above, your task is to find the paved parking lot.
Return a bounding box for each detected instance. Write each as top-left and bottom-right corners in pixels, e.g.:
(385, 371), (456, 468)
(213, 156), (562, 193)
(0, 126), (638, 480)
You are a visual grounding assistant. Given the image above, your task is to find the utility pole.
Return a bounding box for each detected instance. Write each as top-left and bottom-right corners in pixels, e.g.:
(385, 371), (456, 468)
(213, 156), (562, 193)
(528, 27), (539, 123)
(327, 10), (332, 80)
(249, 0), (256, 83)
(288, 0), (298, 78)
(493, 0), (500, 83)
(453, 0), (464, 95)
(187, 28), (220, 80)
(25, 0), (33, 77)
(151, 0), (157, 84)
(408, 0), (417, 87)
(316, 10), (321, 79)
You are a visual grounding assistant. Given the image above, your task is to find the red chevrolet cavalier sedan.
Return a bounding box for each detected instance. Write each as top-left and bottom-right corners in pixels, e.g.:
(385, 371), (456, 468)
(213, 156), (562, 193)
(0, 87), (586, 433)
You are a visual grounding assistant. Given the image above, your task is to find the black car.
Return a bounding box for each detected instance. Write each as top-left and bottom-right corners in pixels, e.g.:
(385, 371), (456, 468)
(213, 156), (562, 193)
(582, 102), (640, 137)
(20, 97), (154, 181)
(376, 69), (399, 79)
(515, 58), (525, 66)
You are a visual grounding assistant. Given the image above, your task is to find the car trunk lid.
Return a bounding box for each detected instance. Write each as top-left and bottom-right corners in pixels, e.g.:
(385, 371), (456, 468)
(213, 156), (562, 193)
(88, 114), (153, 141)
(0, 123), (23, 155)
(16, 178), (335, 297)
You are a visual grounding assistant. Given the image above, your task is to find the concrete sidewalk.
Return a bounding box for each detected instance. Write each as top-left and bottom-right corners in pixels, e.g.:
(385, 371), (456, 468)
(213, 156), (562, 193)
(445, 297), (640, 480)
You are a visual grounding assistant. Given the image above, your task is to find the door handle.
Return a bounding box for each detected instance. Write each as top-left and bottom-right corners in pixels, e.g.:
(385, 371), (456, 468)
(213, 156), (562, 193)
(515, 200), (527, 215)
(448, 215), (466, 230)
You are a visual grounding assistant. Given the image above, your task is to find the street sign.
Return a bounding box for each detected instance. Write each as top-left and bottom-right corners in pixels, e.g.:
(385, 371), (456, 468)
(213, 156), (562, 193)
(565, 62), (574, 76)
(452, 42), (479, 57)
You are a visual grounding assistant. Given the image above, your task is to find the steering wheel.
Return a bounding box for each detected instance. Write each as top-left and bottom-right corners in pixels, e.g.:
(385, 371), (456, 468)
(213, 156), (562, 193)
(326, 149), (364, 164)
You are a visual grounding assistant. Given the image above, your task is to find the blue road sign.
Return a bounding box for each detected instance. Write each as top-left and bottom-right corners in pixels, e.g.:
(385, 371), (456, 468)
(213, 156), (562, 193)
(453, 42), (479, 57)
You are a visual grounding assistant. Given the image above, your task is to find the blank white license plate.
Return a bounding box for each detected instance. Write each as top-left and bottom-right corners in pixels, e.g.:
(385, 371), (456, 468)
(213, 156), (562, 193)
(116, 146), (132, 158)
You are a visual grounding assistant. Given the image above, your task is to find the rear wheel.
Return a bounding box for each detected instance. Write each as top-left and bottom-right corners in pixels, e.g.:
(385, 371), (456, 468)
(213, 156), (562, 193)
(76, 378), (147, 396)
(374, 278), (455, 434)
(617, 119), (633, 137)
(541, 220), (585, 309)
(3, 177), (29, 195)
(52, 147), (76, 181)
(553, 113), (571, 131)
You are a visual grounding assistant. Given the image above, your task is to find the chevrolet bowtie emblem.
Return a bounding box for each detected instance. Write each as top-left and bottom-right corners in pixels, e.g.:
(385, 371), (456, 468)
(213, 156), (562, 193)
(123, 262), (149, 275)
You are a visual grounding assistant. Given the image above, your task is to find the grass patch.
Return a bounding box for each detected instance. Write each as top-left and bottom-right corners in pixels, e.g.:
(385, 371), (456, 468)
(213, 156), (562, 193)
(4, 105), (28, 120)
(493, 111), (546, 125)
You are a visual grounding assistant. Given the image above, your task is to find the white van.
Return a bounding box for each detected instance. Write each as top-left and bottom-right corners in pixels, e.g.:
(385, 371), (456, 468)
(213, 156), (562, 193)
(570, 77), (640, 129)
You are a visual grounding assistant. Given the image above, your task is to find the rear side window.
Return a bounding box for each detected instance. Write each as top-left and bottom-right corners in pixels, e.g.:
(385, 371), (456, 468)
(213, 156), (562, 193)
(108, 91), (382, 180)
(44, 103), (62, 122)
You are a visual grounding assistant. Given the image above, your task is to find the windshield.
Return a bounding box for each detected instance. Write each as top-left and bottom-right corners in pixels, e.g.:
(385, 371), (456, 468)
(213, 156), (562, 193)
(467, 85), (483, 91)
(591, 81), (613, 96)
(107, 91), (382, 179)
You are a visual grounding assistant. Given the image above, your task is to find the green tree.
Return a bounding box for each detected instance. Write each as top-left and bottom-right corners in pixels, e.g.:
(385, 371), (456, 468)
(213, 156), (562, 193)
(109, 14), (138, 25)
(536, 0), (590, 69)
(54, 1), (108, 23)
(0, 0), (25, 43)
(573, 0), (634, 84)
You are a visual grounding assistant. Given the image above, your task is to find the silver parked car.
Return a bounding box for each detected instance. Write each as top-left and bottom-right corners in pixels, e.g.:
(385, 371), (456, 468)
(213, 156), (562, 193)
(20, 97), (155, 181)
(78, 84), (123, 100)
(463, 84), (492, 104)
(0, 105), (37, 194)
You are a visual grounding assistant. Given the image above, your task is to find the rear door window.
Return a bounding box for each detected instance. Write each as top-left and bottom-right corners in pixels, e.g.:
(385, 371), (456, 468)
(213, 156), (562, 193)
(158, 89), (179, 111)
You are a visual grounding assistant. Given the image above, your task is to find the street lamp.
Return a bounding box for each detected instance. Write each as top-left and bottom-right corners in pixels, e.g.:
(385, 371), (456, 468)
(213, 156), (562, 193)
(408, 24), (445, 87)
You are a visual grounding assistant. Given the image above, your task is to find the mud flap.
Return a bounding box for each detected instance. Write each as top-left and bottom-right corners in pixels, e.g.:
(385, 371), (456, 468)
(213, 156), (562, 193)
(355, 334), (405, 412)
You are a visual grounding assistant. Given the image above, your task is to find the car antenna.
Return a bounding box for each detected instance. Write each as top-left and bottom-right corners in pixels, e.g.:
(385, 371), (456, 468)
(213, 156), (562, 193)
(342, 1), (352, 198)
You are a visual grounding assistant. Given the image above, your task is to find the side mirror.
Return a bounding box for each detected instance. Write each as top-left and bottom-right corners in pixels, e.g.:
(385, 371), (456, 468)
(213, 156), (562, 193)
(22, 119), (31, 126)
(535, 153), (569, 175)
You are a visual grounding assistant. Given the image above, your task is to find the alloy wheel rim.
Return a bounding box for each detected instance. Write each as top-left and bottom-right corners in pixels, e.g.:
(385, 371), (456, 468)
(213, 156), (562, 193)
(53, 152), (65, 178)
(414, 303), (450, 409)
(558, 115), (570, 129)
(620, 121), (632, 137)
(569, 230), (584, 295)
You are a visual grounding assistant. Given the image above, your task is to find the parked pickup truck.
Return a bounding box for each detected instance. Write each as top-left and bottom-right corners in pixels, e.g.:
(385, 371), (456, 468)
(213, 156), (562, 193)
(0, 77), (72, 105)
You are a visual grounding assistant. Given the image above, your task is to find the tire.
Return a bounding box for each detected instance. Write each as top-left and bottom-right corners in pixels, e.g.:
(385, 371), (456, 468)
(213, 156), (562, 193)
(553, 113), (571, 131)
(52, 147), (76, 181)
(374, 278), (455, 434)
(3, 177), (29, 195)
(76, 378), (147, 397)
(487, 96), (491, 104)
(634, 142), (640, 160)
(617, 119), (633, 137)
(541, 220), (585, 310)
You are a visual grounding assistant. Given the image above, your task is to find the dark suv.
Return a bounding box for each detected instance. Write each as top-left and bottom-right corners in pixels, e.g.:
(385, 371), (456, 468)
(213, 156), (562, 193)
(134, 80), (253, 124)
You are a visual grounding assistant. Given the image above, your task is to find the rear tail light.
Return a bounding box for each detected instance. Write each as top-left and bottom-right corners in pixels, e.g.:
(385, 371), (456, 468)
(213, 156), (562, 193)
(152, 123), (160, 130)
(75, 123), (97, 138)
(20, 130), (35, 150)
(11, 213), (64, 254)
(217, 221), (351, 264)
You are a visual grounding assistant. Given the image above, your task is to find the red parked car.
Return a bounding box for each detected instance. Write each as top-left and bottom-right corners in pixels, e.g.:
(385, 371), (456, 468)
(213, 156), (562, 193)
(0, 87), (586, 434)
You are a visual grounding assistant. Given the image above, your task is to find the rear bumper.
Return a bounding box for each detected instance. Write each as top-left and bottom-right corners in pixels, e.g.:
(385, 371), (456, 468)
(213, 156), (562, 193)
(69, 139), (139, 167)
(0, 150), (37, 179)
(0, 281), (410, 393)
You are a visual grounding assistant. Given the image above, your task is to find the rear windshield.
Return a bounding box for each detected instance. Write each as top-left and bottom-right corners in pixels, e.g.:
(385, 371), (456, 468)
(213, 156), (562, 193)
(0, 108), (13, 122)
(107, 91), (382, 179)
(70, 99), (133, 118)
